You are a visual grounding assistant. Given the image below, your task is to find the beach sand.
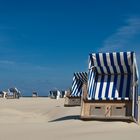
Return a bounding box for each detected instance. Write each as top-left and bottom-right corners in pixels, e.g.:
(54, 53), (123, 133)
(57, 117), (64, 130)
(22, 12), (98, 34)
(0, 97), (140, 140)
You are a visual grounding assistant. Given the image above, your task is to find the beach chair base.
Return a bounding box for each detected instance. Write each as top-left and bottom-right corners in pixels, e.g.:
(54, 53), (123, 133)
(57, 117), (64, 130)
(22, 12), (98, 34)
(6, 94), (20, 99)
(32, 95), (38, 98)
(80, 100), (133, 121)
(64, 97), (81, 107)
(6, 95), (15, 99)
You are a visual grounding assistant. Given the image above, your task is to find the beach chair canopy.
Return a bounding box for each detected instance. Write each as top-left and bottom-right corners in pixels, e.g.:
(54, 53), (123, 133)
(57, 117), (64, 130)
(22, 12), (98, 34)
(71, 72), (87, 97)
(87, 52), (139, 100)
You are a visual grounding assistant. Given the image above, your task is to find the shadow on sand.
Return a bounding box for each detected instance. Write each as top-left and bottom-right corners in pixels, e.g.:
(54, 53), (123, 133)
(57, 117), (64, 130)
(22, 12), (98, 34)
(49, 115), (80, 122)
(49, 115), (132, 123)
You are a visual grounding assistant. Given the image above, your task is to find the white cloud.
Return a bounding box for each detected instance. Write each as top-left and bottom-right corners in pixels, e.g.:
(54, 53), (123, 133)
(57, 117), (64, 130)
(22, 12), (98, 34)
(100, 17), (140, 52)
(0, 59), (50, 71)
(99, 16), (140, 69)
(0, 60), (15, 65)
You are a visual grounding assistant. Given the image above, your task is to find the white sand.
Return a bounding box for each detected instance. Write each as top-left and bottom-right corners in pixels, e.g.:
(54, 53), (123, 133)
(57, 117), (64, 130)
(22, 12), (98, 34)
(0, 97), (140, 140)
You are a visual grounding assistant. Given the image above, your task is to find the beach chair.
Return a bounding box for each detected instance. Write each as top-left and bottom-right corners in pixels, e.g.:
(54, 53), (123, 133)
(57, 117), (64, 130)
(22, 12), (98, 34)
(64, 72), (87, 107)
(60, 90), (67, 98)
(81, 52), (139, 123)
(32, 92), (38, 97)
(0, 91), (4, 98)
(6, 88), (21, 99)
(49, 90), (60, 99)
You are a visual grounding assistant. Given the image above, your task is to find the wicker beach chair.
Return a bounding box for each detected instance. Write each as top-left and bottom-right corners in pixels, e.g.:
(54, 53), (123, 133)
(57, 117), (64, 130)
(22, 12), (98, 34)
(32, 92), (38, 97)
(80, 52), (139, 123)
(64, 72), (87, 107)
(6, 88), (20, 99)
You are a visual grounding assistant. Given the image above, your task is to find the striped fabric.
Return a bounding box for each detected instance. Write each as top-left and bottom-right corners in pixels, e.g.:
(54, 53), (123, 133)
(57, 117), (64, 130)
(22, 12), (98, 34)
(71, 72), (87, 97)
(87, 52), (138, 100)
(88, 73), (132, 100)
(89, 52), (133, 74)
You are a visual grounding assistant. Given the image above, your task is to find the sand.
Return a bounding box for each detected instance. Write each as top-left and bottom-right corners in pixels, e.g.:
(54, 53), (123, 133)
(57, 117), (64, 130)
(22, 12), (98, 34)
(0, 97), (140, 140)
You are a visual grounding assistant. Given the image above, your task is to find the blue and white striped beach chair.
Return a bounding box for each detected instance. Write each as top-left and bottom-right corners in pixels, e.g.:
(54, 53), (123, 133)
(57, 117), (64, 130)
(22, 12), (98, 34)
(6, 88), (21, 99)
(64, 72), (87, 106)
(81, 52), (139, 123)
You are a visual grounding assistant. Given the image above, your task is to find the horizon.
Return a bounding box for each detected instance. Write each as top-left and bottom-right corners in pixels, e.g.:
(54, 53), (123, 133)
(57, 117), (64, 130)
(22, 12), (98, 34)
(0, 0), (140, 96)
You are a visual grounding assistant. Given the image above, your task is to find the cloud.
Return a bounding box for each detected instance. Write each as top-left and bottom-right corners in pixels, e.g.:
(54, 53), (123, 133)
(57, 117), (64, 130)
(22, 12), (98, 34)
(99, 16), (140, 66)
(99, 17), (140, 71)
(0, 60), (15, 65)
(0, 60), (53, 75)
(100, 17), (140, 52)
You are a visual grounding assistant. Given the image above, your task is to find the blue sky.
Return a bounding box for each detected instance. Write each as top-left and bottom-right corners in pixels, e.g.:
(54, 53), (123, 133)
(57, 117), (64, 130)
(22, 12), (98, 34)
(0, 0), (140, 96)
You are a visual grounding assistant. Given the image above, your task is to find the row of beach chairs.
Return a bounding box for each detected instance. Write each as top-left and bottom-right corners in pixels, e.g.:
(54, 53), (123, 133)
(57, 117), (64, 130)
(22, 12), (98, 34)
(64, 51), (139, 123)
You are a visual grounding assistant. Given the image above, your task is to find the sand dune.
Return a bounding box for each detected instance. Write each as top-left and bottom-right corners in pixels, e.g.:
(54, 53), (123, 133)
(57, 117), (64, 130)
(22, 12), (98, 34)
(0, 98), (140, 140)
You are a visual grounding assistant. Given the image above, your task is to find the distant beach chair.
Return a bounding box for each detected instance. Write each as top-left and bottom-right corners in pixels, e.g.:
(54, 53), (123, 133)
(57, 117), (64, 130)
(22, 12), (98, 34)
(6, 88), (21, 99)
(64, 72), (87, 107)
(80, 52), (139, 123)
(60, 90), (67, 98)
(49, 90), (61, 99)
(0, 91), (4, 98)
(32, 92), (38, 97)
(3, 91), (7, 98)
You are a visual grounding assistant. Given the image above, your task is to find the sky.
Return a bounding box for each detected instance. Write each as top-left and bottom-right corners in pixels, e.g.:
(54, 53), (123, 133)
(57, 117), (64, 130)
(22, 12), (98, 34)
(0, 0), (140, 96)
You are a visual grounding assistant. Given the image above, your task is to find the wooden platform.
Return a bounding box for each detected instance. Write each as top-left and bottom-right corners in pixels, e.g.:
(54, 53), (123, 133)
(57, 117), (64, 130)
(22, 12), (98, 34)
(80, 99), (132, 120)
(64, 97), (81, 107)
(6, 94), (20, 99)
